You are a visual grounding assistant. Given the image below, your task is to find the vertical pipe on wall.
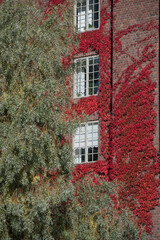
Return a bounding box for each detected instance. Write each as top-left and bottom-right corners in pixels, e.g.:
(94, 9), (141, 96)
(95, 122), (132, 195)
(108, 0), (113, 179)
(158, 0), (160, 155)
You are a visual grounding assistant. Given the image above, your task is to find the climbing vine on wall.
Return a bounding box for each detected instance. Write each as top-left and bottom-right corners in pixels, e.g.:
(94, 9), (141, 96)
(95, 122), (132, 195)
(112, 20), (159, 232)
(49, 0), (159, 233)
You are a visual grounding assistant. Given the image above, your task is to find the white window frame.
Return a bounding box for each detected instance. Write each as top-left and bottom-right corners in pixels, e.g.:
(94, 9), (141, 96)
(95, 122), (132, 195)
(74, 55), (99, 98)
(74, 0), (100, 32)
(73, 121), (99, 164)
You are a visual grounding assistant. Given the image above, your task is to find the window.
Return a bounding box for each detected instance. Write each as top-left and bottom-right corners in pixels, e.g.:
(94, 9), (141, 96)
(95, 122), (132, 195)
(74, 56), (99, 98)
(74, 121), (99, 164)
(76, 0), (99, 32)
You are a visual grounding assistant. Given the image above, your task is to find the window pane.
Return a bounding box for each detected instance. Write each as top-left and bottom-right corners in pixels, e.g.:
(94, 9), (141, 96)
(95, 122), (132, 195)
(94, 12), (99, 21)
(74, 122), (98, 164)
(93, 140), (98, 146)
(76, 0), (86, 31)
(88, 147), (92, 154)
(93, 123), (98, 131)
(75, 59), (86, 97)
(81, 148), (85, 154)
(75, 56), (99, 97)
(82, 0), (86, 6)
(89, 58), (93, 65)
(93, 154), (98, 161)
(75, 148), (79, 155)
(89, 88), (93, 95)
(94, 72), (99, 79)
(88, 132), (92, 139)
(94, 87), (98, 94)
(89, 73), (93, 80)
(94, 57), (99, 64)
(93, 147), (98, 153)
(89, 65), (93, 73)
(88, 154), (92, 162)
(94, 80), (99, 87)
(89, 81), (93, 87)
(89, 56), (99, 95)
(94, 64), (99, 72)
(94, 4), (99, 11)
(81, 155), (85, 162)
(76, 0), (99, 32)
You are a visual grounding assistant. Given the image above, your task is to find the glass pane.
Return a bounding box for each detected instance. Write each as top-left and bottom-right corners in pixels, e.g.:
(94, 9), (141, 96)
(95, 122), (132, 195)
(80, 134), (85, 141)
(94, 65), (99, 72)
(89, 81), (93, 87)
(94, 20), (99, 29)
(75, 128), (80, 135)
(88, 147), (92, 154)
(94, 72), (99, 79)
(89, 73), (93, 80)
(93, 154), (98, 161)
(87, 140), (93, 147)
(75, 148), (79, 155)
(82, 0), (86, 6)
(93, 147), (98, 153)
(89, 65), (93, 73)
(89, 58), (93, 65)
(81, 125), (85, 132)
(94, 87), (98, 94)
(88, 154), (92, 162)
(94, 12), (99, 21)
(81, 148), (85, 154)
(94, 4), (99, 11)
(94, 57), (99, 64)
(93, 140), (98, 146)
(75, 156), (79, 164)
(88, 132), (92, 139)
(74, 142), (79, 148)
(77, 1), (81, 7)
(82, 59), (86, 66)
(76, 59), (86, 97)
(93, 132), (98, 139)
(88, 124), (92, 131)
(89, 88), (93, 95)
(80, 141), (85, 147)
(93, 123), (98, 131)
(94, 80), (99, 86)
(81, 155), (85, 162)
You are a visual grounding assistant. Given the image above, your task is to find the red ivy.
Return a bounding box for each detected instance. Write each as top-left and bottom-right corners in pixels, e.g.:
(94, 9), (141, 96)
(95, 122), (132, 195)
(46, 0), (160, 233)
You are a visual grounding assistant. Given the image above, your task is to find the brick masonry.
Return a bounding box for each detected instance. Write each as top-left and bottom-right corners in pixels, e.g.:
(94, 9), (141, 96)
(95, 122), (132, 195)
(73, 0), (159, 238)
(113, 0), (159, 239)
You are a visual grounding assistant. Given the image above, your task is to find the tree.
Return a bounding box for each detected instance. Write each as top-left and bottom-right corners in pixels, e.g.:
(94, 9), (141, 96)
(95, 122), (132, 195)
(0, 0), (147, 239)
(0, 0), (78, 239)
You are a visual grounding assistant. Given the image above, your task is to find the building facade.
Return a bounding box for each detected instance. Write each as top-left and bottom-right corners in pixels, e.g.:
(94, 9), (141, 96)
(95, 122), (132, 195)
(53, 0), (160, 238)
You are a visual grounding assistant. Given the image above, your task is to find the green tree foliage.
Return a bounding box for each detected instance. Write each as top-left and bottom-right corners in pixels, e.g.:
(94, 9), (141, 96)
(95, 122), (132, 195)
(0, 0), (78, 238)
(0, 0), (147, 239)
(0, 0), (77, 194)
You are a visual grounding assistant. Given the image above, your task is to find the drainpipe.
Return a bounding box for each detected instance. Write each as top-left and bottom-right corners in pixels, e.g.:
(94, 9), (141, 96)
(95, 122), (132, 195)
(108, 0), (113, 180)
(157, 0), (160, 156)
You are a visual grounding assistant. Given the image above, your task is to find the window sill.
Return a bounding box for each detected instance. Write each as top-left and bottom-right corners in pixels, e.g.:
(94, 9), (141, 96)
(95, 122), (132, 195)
(74, 160), (98, 165)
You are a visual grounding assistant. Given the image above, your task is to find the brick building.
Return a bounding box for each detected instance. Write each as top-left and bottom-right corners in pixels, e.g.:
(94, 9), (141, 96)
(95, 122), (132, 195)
(72, 0), (159, 239)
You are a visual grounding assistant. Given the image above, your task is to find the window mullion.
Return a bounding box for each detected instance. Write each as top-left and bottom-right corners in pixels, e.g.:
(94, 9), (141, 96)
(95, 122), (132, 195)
(86, 57), (89, 96)
(74, 60), (76, 98)
(86, 0), (88, 31)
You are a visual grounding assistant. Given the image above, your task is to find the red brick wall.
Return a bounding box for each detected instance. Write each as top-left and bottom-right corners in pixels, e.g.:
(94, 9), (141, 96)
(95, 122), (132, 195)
(73, 0), (159, 237)
(113, 0), (159, 239)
